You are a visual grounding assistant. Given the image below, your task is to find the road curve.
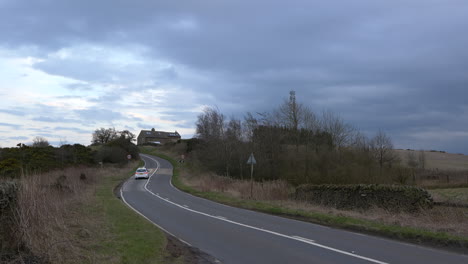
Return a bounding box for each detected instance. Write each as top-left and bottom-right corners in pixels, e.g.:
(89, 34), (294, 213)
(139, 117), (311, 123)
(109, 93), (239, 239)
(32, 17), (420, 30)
(120, 154), (468, 264)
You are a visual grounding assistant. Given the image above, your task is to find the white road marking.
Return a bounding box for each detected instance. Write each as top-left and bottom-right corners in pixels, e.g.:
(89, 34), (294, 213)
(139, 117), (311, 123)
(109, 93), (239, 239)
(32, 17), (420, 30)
(292, 235), (316, 243)
(183, 205), (189, 208)
(139, 154), (389, 264)
(120, 181), (192, 247)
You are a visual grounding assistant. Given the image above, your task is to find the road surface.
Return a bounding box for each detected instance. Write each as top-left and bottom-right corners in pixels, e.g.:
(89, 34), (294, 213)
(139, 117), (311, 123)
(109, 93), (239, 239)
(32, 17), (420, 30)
(120, 154), (468, 264)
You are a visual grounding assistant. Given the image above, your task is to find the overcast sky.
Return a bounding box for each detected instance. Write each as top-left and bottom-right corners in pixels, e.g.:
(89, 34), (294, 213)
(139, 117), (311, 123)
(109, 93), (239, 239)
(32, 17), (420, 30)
(0, 0), (467, 153)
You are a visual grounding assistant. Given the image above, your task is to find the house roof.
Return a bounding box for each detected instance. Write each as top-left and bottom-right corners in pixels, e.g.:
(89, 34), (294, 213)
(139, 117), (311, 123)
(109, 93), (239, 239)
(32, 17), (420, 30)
(138, 129), (181, 139)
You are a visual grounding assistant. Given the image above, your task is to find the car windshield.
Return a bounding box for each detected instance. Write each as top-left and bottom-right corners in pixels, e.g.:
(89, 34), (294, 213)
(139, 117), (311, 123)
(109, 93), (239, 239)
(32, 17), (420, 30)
(136, 169), (147, 173)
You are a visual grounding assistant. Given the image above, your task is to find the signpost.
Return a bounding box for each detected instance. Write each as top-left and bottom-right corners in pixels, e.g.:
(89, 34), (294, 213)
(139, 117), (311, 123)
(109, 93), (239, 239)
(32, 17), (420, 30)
(246, 153), (257, 198)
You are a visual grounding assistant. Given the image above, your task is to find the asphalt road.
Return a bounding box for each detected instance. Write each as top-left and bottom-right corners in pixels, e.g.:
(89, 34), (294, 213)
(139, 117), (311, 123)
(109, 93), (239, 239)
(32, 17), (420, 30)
(121, 154), (468, 264)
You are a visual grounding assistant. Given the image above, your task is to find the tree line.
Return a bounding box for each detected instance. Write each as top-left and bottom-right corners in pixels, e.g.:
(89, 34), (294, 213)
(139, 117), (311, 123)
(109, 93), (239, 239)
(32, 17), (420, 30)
(192, 91), (403, 185)
(0, 128), (138, 178)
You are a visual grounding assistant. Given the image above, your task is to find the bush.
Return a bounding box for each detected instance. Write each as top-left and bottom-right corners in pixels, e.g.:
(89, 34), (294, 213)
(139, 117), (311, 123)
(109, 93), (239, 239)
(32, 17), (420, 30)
(95, 137), (139, 164)
(295, 184), (433, 212)
(0, 180), (17, 211)
(0, 181), (19, 253)
(95, 146), (128, 164)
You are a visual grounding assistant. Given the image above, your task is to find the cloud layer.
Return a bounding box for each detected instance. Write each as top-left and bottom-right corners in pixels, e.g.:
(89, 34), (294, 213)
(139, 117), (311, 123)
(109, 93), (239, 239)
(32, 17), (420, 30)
(0, 0), (467, 153)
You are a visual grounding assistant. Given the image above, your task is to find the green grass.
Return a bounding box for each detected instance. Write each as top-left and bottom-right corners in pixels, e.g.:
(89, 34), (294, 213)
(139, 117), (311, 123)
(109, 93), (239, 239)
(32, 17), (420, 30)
(140, 147), (468, 250)
(90, 162), (168, 263)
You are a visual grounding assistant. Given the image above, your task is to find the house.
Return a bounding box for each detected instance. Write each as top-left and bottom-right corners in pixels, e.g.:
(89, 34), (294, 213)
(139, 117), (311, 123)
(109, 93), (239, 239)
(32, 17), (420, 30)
(137, 128), (181, 145)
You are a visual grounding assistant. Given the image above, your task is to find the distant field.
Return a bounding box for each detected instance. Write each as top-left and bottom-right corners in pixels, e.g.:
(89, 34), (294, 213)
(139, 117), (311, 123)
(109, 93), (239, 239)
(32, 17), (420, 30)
(396, 149), (468, 171)
(428, 188), (468, 204)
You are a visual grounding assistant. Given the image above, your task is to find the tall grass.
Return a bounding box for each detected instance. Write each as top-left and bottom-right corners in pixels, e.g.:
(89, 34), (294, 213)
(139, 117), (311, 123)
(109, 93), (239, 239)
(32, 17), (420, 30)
(10, 167), (97, 263)
(184, 171), (291, 200)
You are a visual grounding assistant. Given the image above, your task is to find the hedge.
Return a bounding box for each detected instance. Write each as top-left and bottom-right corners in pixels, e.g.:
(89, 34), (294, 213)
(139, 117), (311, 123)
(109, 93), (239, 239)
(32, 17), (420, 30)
(295, 184), (433, 212)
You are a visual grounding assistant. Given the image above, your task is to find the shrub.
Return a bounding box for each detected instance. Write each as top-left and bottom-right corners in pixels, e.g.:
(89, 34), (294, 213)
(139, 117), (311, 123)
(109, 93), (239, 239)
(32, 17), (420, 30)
(0, 180), (17, 211)
(0, 158), (21, 178)
(295, 184), (433, 212)
(0, 181), (19, 253)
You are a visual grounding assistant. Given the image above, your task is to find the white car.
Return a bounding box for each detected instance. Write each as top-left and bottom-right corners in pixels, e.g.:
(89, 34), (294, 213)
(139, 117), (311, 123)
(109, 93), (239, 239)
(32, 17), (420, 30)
(134, 167), (149, 179)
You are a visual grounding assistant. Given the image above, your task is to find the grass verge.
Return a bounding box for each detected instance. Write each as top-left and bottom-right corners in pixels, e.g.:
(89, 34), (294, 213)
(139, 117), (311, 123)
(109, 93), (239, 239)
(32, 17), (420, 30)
(141, 147), (468, 252)
(91, 162), (168, 263)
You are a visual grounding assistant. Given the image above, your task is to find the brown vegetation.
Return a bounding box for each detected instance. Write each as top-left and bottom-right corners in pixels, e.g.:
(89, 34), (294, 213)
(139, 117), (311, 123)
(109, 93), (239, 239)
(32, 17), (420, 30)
(0, 165), (121, 264)
(3, 167), (99, 263)
(396, 149), (468, 171)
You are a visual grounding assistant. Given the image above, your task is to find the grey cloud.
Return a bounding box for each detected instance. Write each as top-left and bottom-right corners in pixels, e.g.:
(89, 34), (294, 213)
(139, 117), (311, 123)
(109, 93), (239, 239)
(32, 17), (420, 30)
(74, 107), (142, 123)
(88, 94), (122, 103)
(54, 126), (90, 134)
(0, 122), (21, 129)
(55, 95), (83, 99)
(36, 133), (56, 138)
(1, 0), (468, 153)
(74, 108), (124, 122)
(66, 83), (93, 91)
(8, 136), (28, 140)
(32, 116), (80, 123)
(0, 109), (26, 116)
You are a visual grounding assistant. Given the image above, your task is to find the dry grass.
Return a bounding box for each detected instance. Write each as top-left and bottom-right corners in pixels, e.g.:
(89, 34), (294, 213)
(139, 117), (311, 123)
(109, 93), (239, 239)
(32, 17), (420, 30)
(2, 161), (167, 264)
(10, 167), (100, 263)
(396, 149), (468, 171)
(181, 170), (291, 201)
(274, 200), (468, 237)
(180, 169), (468, 239)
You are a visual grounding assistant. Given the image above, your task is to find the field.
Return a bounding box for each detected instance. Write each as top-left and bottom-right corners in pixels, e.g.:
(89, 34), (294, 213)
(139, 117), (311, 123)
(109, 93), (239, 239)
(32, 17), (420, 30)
(396, 149), (468, 171)
(429, 188), (468, 205)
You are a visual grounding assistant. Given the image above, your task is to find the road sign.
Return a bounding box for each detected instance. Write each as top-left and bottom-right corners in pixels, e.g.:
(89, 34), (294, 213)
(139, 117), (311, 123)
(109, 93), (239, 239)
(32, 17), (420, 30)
(247, 153), (256, 198)
(127, 154), (132, 160)
(246, 153), (256, 165)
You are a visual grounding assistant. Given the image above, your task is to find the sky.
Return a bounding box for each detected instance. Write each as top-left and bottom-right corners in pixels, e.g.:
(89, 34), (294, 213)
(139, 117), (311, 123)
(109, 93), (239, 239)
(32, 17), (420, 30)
(0, 0), (467, 154)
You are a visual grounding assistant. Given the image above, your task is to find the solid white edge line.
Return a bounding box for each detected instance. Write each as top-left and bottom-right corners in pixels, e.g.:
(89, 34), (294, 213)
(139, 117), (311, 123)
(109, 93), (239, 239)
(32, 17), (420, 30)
(120, 158), (192, 247)
(140, 154), (389, 264)
(292, 236), (316, 243)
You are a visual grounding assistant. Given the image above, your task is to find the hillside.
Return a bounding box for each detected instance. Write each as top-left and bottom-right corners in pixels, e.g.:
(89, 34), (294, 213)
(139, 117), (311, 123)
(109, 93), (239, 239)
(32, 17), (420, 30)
(396, 149), (468, 171)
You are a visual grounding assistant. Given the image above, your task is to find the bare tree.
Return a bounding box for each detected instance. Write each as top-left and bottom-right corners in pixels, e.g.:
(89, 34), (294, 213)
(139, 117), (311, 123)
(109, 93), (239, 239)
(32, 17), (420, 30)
(195, 107), (228, 175)
(92, 128), (118, 145)
(226, 117), (244, 178)
(276, 91), (304, 131)
(369, 130), (397, 176)
(196, 107), (225, 142)
(320, 110), (355, 149)
(243, 112), (259, 143)
(32, 136), (50, 147)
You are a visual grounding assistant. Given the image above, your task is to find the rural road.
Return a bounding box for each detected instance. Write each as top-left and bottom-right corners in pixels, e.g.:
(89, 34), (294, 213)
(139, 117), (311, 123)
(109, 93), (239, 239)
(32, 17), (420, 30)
(121, 154), (468, 264)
